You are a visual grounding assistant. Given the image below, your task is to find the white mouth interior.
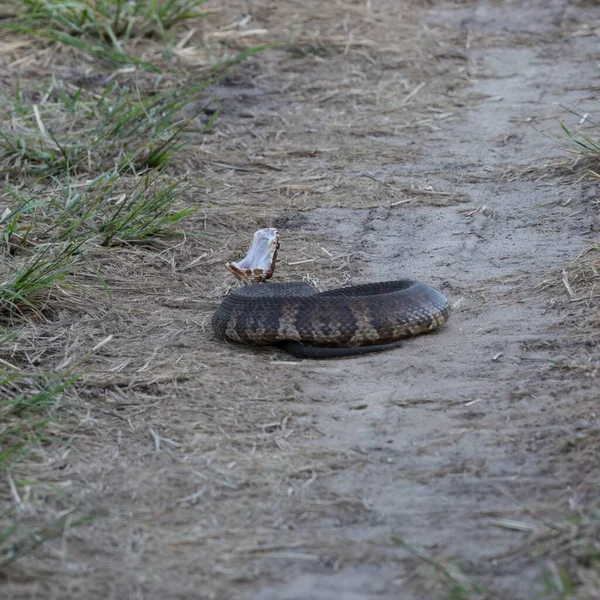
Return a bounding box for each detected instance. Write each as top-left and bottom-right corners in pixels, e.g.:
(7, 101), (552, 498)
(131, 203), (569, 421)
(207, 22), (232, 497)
(234, 228), (278, 271)
(227, 228), (279, 282)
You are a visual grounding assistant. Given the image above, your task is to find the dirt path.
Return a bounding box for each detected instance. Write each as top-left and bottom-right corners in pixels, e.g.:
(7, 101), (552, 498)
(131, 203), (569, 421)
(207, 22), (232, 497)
(240, 3), (600, 599)
(4, 1), (600, 599)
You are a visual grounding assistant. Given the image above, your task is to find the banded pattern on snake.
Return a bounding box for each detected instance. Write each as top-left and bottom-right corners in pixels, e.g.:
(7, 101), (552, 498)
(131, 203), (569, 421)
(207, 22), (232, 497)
(212, 280), (450, 358)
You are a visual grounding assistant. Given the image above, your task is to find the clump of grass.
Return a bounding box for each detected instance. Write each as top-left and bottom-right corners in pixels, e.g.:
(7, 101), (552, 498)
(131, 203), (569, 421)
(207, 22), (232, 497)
(559, 125), (600, 160)
(0, 171), (194, 320)
(1, 509), (103, 571)
(0, 242), (84, 322)
(0, 367), (102, 571)
(12, 0), (207, 41)
(91, 175), (195, 245)
(539, 505), (600, 600)
(57, 170), (195, 246)
(555, 107), (600, 173)
(0, 358), (100, 571)
(4, 172), (195, 245)
(0, 78), (218, 178)
(2, 0), (208, 71)
(0, 367), (79, 471)
(0, 190), (89, 321)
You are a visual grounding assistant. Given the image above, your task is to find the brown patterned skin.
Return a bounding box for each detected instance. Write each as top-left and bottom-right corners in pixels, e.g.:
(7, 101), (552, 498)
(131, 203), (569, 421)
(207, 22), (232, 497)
(212, 280), (450, 358)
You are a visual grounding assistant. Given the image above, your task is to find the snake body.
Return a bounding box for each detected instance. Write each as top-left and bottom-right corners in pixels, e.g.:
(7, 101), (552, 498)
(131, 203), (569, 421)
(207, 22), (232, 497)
(212, 280), (450, 358)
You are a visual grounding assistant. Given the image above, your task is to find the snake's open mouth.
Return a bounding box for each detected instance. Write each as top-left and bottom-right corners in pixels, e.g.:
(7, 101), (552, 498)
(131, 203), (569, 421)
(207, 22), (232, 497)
(226, 228), (280, 283)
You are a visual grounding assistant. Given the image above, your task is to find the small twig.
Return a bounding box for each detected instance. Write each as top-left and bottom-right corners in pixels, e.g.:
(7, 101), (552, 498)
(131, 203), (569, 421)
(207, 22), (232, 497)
(464, 398), (483, 407)
(392, 537), (470, 584)
(494, 485), (565, 532)
(401, 81), (426, 105)
(0, 357), (19, 370)
(7, 471), (23, 512)
(63, 335), (114, 371)
(149, 427), (161, 451)
(177, 488), (207, 506)
(32, 105), (48, 137)
(180, 252), (208, 271)
(562, 269), (576, 299)
(489, 518), (537, 532)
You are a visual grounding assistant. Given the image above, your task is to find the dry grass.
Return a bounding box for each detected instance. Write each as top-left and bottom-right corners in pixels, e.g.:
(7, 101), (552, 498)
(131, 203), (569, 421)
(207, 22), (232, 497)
(0, 1), (475, 597)
(518, 128), (600, 597)
(1, 1), (599, 598)
(553, 107), (600, 333)
(561, 245), (600, 306)
(524, 105), (600, 597)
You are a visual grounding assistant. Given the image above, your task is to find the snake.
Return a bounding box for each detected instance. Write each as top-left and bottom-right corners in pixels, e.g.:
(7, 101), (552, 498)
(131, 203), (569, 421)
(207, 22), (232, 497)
(211, 279), (450, 359)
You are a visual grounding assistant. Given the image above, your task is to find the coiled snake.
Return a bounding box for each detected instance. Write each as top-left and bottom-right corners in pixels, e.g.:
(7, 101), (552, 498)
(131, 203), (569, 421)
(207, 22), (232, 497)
(211, 229), (450, 359)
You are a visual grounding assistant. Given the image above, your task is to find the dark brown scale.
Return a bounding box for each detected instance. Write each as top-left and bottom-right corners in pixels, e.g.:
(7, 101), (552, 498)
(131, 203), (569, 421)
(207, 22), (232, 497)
(292, 297), (357, 346)
(211, 280), (450, 358)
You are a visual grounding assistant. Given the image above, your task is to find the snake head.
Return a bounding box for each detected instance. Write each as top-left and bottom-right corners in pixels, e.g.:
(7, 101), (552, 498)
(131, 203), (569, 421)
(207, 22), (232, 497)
(226, 228), (280, 284)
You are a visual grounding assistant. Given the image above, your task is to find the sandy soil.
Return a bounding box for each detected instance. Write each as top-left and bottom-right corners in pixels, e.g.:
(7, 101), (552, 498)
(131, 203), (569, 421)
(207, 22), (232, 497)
(3, 1), (600, 599)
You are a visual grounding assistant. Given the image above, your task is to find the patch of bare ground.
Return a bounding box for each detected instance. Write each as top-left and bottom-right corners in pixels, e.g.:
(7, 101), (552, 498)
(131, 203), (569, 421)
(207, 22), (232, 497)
(2, 1), (600, 599)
